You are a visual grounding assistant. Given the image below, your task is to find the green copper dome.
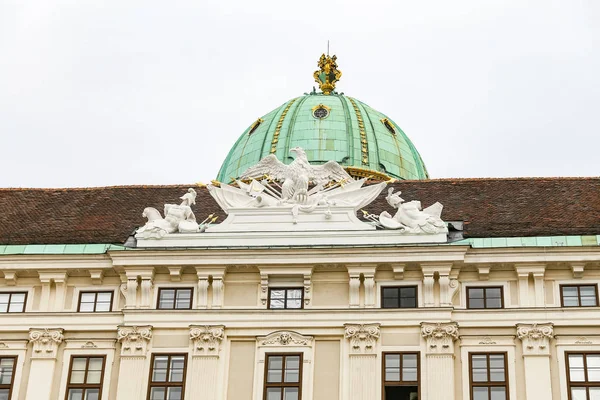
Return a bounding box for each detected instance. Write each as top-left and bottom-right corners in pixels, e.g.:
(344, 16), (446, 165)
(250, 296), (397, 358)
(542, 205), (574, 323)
(217, 93), (429, 182)
(217, 54), (429, 182)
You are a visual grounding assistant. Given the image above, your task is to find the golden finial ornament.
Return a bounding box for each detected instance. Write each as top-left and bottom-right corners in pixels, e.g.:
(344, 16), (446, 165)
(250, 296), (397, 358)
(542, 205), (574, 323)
(313, 54), (342, 95)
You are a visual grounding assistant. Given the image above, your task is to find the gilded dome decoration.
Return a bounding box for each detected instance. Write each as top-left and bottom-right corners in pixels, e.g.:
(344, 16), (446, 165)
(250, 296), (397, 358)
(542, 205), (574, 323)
(216, 55), (429, 183)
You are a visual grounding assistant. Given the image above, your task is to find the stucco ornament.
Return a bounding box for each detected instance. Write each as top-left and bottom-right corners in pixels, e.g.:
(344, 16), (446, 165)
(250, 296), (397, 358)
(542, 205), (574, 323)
(516, 323), (553, 355)
(421, 322), (459, 354)
(117, 325), (152, 356)
(344, 324), (380, 354)
(189, 325), (225, 356)
(259, 331), (313, 347)
(363, 188), (448, 234)
(208, 147), (386, 224)
(29, 328), (64, 358)
(137, 188), (212, 238)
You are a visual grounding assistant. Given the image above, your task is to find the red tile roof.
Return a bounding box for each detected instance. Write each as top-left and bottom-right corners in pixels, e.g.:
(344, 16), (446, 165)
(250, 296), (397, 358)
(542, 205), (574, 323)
(1, 177), (598, 245)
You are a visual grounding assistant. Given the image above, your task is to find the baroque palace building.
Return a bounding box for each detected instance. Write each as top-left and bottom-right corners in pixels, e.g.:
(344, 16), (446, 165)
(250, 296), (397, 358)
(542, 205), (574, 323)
(0, 55), (599, 400)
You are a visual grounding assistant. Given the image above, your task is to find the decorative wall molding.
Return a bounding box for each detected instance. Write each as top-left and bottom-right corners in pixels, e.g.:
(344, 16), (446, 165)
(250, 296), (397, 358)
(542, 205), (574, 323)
(349, 274), (361, 308)
(117, 325), (152, 357)
(168, 267), (182, 281)
(516, 323), (553, 355)
(259, 331), (313, 347)
(29, 328), (64, 359)
(303, 273), (312, 306)
(2, 270), (17, 286)
(190, 325), (225, 357)
(421, 322), (459, 355)
(88, 269), (104, 285)
(571, 263), (585, 279)
(344, 323), (380, 354)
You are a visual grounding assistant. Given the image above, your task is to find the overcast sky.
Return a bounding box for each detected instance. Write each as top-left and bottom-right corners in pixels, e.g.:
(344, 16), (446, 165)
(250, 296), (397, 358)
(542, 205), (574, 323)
(1, 0), (598, 188)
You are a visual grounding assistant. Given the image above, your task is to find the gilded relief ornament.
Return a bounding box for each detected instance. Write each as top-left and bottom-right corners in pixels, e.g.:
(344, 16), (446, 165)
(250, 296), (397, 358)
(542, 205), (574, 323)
(314, 54), (342, 95)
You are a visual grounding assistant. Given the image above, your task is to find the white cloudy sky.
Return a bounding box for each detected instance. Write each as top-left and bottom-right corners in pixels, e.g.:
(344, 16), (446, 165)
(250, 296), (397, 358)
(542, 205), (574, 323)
(1, 0), (598, 188)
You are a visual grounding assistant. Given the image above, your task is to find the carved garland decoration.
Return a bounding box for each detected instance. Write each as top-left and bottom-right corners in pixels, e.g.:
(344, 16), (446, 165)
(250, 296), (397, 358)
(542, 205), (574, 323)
(259, 331), (312, 347)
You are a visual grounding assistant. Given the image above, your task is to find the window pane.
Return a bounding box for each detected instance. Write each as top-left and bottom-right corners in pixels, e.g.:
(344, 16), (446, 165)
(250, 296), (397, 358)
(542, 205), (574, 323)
(70, 371), (85, 384)
(580, 286), (596, 296)
(286, 356), (300, 369)
(403, 354), (418, 381)
(11, 293), (26, 304)
(489, 354), (506, 382)
(588, 355), (600, 381)
(67, 389), (84, 400)
(285, 369), (299, 383)
(286, 299), (302, 309)
(270, 290), (285, 299)
(283, 387), (299, 400)
(0, 359), (14, 384)
(564, 296), (580, 307)
(472, 387), (488, 400)
(8, 301), (24, 312)
(0, 389), (10, 400)
(150, 387), (166, 400)
(79, 303), (95, 312)
(590, 387), (600, 400)
(570, 387), (587, 400)
(270, 299), (285, 309)
(382, 297), (399, 308)
(86, 370), (101, 384)
(81, 293), (96, 303)
(486, 288), (501, 298)
(152, 356), (169, 382)
(486, 297), (502, 309)
(490, 387), (506, 400)
(0, 304), (7, 313)
(159, 290), (175, 308)
(569, 355), (586, 382)
(471, 355), (488, 382)
(267, 356), (283, 383)
(287, 289), (302, 299)
(167, 387), (182, 400)
(0, 294), (9, 303)
(469, 288), (484, 299)
(84, 389), (100, 400)
(469, 299), (485, 309)
(88, 357), (103, 371)
(169, 357), (185, 382)
(175, 290), (192, 309)
(581, 294), (597, 306)
(266, 388), (281, 400)
(95, 302), (110, 312)
(97, 292), (112, 302)
(385, 354), (400, 381)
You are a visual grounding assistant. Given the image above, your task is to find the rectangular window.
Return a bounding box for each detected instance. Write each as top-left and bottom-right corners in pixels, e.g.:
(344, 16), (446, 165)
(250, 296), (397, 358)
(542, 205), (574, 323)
(268, 288), (303, 309)
(381, 286), (418, 309)
(157, 288), (193, 310)
(561, 285), (598, 307)
(65, 355), (106, 400)
(566, 352), (600, 400)
(0, 292), (27, 313)
(0, 357), (16, 400)
(467, 287), (504, 309)
(77, 292), (113, 312)
(264, 353), (302, 400)
(147, 354), (187, 400)
(469, 353), (508, 400)
(383, 352), (419, 400)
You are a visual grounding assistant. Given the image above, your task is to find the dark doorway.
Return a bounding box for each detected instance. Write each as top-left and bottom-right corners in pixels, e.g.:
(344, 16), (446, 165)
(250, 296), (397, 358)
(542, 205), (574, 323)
(384, 385), (419, 400)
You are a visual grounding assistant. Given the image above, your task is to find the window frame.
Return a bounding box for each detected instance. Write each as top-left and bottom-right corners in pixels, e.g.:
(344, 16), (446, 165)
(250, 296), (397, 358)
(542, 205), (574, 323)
(565, 351), (600, 400)
(380, 286), (418, 309)
(267, 287), (304, 310)
(263, 353), (303, 400)
(76, 291), (114, 313)
(560, 284), (599, 308)
(0, 356), (17, 400)
(466, 286), (504, 309)
(468, 352), (509, 400)
(64, 355), (107, 400)
(156, 287), (194, 310)
(381, 352), (420, 400)
(146, 353), (188, 400)
(0, 292), (28, 313)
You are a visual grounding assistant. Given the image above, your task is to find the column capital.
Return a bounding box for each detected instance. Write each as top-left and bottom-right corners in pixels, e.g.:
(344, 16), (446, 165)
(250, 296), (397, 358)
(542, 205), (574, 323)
(189, 325), (225, 357)
(117, 325), (153, 357)
(421, 322), (459, 355)
(344, 323), (380, 354)
(516, 323), (553, 356)
(29, 328), (64, 359)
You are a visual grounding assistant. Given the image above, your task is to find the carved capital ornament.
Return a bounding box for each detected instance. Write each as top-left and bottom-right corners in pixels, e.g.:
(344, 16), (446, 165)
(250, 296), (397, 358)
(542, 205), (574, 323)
(421, 322), (459, 354)
(29, 328), (64, 359)
(189, 325), (225, 357)
(344, 323), (380, 354)
(516, 323), (553, 355)
(117, 325), (152, 357)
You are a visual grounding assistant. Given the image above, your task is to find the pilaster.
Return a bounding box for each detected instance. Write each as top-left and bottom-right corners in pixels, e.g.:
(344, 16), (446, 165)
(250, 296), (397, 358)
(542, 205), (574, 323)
(349, 273), (361, 308)
(420, 263), (454, 307)
(515, 263), (546, 307)
(26, 328), (64, 400)
(344, 323), (380, 400)
(517, 323), (554, 399)
(196, 267), (227, 309)
(115, 325), (153, 400)
(421, 322), (459, 400)
(347, 265), (377, 309)
(187, 325), (225, 400)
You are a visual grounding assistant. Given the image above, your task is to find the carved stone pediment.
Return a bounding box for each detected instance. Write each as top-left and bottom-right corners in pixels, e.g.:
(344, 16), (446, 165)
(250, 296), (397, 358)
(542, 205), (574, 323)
(344, 323), (380, 354)
(516, 323), (553, 355)
(190, 325), (225, 357)
(421, 322), (459, 354)
(258, 331), (313, 347)
(29, 328), (64, 359)
(117, 325), (152, 357)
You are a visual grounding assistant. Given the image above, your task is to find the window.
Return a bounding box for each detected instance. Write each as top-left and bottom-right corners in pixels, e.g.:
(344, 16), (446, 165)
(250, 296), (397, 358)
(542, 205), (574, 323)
(0, 292), (26, 313)
(469, 353), (508, 400)
(157, 288), (193, 310)
(383, 352), (419, 400)
(268, 288), (303, 309)
(264, 354), (302, 400)
(77, 292), (113, 312)
(561, 285), (598, 307)
(249, 118), (264, 135)
(147, 354), (187, 400)
(381, 286), (417, 309)
(566, 352), (600, 400)
(0, 357), (16, 400)
(65, 356), (106, 400)
(381, 118), (396, 135)
(467, 287), (503, 309)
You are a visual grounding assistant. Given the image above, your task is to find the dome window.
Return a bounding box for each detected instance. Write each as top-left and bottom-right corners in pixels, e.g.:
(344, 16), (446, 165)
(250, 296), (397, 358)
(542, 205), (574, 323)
(248, 118), (264, 135)
(381, 118), (396, 135)
(312, 104), (331, 119)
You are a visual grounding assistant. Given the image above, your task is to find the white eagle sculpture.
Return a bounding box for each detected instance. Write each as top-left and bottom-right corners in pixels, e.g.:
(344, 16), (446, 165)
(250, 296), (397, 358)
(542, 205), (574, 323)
(240, 147), (351, 204)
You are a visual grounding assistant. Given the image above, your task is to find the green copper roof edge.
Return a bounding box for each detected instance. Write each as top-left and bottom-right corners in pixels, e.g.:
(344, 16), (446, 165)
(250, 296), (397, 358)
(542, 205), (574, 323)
(386, 115), (428, 179)
(1, 235), (598, 255)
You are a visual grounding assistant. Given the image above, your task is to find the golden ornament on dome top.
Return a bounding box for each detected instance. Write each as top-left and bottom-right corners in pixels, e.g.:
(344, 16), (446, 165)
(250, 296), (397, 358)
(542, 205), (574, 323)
(313, 54), (342, 95)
